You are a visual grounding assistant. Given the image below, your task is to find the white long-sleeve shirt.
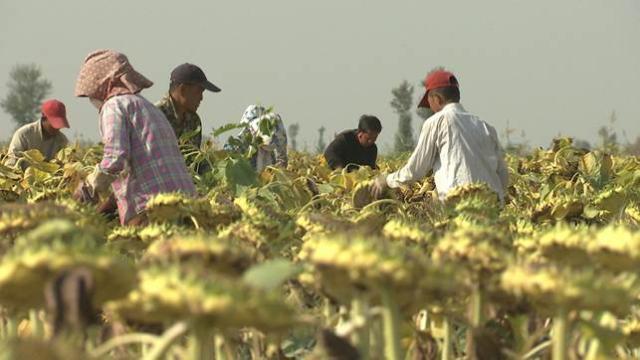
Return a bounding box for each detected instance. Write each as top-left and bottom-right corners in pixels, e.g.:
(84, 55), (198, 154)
(386, 103), (508, 201)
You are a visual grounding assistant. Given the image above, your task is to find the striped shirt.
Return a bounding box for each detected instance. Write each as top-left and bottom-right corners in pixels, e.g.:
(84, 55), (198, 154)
(98, 94), (196, 224)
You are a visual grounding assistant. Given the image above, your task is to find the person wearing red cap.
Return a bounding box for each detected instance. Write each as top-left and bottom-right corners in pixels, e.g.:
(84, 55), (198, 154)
(371, 68), (509, 202)
(5, 99), (70, 168)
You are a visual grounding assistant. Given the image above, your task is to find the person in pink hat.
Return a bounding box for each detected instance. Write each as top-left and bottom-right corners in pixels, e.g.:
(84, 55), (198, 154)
(5, 99), (70, 168)
(370, 68), (509, 203)
(73, 49), (196, 226)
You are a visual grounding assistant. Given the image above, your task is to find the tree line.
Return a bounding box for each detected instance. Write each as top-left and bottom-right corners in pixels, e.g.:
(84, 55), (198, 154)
(2, 64), (638, 156)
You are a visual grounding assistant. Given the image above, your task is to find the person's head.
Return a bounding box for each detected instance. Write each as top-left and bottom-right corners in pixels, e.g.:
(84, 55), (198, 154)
(417, 69), (460, 113)
(356, 115), (382, 147)
(40, 99), (69, 136)
(169, 63), (220, 113)
(75, 49), (153, 106)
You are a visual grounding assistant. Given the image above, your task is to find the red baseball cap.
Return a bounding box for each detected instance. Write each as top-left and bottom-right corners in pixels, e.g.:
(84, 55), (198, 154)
(41, 99), (70, 129)
(417, 70), (459, 109)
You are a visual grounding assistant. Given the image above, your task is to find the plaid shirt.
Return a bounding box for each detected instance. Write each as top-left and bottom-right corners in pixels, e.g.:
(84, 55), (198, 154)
(99, 94), (196, 224)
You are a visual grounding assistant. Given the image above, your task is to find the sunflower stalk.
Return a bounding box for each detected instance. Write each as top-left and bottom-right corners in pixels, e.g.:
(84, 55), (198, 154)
(5, 317), (17, 338)
(142, 321), (189, 360)
(351, 292), (370, 359)
(466, 283), (485, 359)
(90, 333), (160, 358)
(29, 309), (43, 338)
(380, 288), (402, 360)
(215, 332), (228, 360)
(442, 317), (453, 360)
(552, 307), (569, 360)
(188, 324), (215, 360)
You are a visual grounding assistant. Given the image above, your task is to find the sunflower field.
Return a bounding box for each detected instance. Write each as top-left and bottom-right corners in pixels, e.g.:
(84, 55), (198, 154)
(2, 137), (640, 360)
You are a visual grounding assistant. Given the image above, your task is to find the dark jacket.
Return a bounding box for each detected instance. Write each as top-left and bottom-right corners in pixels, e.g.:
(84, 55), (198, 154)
(324, 130), (378, 171)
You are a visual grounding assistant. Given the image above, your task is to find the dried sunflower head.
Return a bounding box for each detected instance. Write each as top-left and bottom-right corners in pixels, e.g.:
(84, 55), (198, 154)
(500, 263), (637, 315)
(107, 264), (298, 332)
(0, 220), (135, 313)
(143, 234), (257, 276)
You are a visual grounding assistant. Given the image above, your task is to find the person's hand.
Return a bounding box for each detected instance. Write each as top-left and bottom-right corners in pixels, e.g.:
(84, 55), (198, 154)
(73, 181), (98, 204)
(370, 174), (388, 199)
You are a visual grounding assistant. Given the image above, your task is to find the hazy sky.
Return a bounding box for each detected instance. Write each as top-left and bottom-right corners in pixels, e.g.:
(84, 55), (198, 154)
(1, 0), (638, 152)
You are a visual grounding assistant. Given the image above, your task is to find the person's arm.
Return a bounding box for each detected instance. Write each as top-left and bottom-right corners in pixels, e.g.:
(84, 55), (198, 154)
(88, 99), (131, 194)
(4, 131), (27, 168)
(323, 136), (347, 170)
(386, 116), (441, 188)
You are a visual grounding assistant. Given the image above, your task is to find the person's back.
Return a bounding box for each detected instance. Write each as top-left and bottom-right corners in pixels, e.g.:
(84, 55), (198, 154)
(426, 103), (505, 200)
(237, 104), (288, 172)
(100, 93), (196, 222)
(375, 69), (508, 202)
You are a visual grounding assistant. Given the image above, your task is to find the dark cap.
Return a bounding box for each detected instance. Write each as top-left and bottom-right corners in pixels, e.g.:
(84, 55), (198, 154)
(170, 63), (221, 92)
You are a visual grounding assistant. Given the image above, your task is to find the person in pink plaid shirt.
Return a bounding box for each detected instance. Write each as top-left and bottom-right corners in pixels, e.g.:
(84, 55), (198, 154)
(73, 49), (196, 225)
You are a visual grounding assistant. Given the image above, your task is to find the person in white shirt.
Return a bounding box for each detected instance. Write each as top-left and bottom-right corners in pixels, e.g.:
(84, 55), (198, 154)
(370, 69), (508, 202)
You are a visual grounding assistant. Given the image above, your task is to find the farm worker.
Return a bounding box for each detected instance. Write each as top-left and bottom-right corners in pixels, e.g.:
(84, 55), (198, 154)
(324, 115), (382, 172)
(5, 99), (69, 169)
(234, 104), (288, 172)
(370, 69), (508, 202)
(73, 49), (196, 226)
(156, 63), (220, 149)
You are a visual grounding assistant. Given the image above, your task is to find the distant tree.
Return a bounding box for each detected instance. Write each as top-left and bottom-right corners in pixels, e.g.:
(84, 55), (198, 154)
(288, 123), (300, 151)
(0, 64), (52, 128)
(416, 106), (433, 122)
(598, 111), (618, 153)
(624, 135), (640, 156)
(391, 80), (414, 153)
(315, 126), (326, 154)
(415, 68), (442, 124)
(573, 139), (592, 151)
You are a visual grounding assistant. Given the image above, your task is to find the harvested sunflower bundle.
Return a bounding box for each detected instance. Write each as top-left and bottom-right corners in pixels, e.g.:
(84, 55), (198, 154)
(0, 220), (135, 313)
(142, 234), (257, 276)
